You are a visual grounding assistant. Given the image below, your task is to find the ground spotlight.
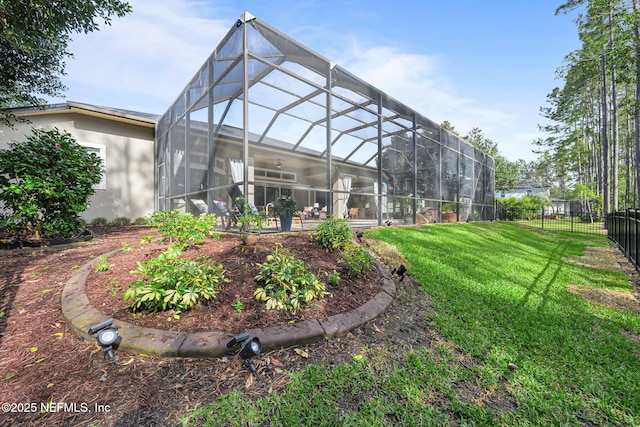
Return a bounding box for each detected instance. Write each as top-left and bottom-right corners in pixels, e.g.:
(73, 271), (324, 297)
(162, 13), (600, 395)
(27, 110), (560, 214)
(391, 264), (407, 282)
(385, 220), (392, 226)
(355, 230), (364, 241)
(226, 334), (262, 380)
(88, 318), (121, 361)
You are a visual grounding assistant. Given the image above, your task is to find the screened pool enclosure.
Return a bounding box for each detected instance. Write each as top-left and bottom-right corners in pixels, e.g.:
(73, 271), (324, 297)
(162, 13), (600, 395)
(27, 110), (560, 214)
(156, 11), (495, 228)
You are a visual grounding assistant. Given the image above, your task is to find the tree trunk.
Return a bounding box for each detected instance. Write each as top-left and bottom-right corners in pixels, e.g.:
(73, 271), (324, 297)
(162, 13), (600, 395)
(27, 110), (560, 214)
(601, 51), (610, 226)
(606, 7), (619, 213)
(634, 0), (640, 207)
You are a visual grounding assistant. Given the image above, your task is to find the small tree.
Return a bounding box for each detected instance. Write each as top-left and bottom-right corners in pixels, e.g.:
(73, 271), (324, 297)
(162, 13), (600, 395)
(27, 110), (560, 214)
(0, 128), (103, 238)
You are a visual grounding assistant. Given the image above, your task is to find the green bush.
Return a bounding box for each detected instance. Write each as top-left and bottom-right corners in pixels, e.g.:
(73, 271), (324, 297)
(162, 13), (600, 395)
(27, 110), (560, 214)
(124, 246), (229, 313)
(0, 128), (103, 238)
(311, 217), (352, 251)
(340, 243), (373, 278)
(133, 216), (148, 225)
(94, 257), (113, 272)
(498, 196), (552, 221)
(254, 243), (328, 313)
(111, 216), (131, 226)
(147, 210), (218, 248)
(91, 217), (108, 226)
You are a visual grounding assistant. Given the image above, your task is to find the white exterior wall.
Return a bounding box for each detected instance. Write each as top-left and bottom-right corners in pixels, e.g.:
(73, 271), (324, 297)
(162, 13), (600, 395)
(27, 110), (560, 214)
(497, 187), (548, 200)
(0, 111), (156, 222)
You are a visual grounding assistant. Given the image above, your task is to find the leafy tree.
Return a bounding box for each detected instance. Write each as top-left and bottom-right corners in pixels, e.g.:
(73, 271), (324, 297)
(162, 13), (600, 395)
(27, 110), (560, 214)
(464, 127), (519, 191)
(440, 120), (459, 136)
(0, 128), (103, 238)
(494, 156), (520, 191)
(547, 0), (640, 218)
(0, 0), (132, 126)
(465, 127), (498, 157)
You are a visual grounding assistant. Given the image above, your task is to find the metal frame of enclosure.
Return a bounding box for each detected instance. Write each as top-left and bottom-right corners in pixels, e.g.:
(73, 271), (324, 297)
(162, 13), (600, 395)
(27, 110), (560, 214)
(156, 11), (495, 227)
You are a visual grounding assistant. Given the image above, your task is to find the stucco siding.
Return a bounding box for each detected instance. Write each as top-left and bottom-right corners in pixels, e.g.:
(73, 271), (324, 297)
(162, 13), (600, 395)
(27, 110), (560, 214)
(0, 111), (156, 222)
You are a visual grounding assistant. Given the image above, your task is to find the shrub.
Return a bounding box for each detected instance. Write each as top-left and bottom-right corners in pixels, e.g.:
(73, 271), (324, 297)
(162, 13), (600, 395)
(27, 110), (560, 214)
(273, 195), (298, 217)
(147, 210), (218, 248)
(0, 128), (103, 238)
(235, 197), (267, 233)
(340, 243), (373, 278)
(498, 196), (552, 221)
(254, 243), (328, 313)
(124, 246), (229, 313)
(94, 257), (113, 272)
(91, 217), (108, 226)
(111, 216), (131, 226)
(133, 217), (148, 225)
(311, 217), (352, 251)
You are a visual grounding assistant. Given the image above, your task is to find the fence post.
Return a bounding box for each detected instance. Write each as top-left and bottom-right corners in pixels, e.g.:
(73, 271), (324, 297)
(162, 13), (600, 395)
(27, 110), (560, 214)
(626, 209), (630, 259)
(571, 213), (574, 233)
(633, 209), (640, 271)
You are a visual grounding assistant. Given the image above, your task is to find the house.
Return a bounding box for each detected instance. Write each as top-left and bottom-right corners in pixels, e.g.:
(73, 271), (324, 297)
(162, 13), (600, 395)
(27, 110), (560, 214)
(0, 102), (158, 222)
(496, 179), (549, 200)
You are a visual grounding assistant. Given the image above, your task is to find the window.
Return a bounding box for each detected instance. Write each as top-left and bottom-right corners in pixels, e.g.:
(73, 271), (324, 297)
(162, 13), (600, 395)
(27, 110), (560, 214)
(83, 144), (106, 190)
(254, 168), (296, 182)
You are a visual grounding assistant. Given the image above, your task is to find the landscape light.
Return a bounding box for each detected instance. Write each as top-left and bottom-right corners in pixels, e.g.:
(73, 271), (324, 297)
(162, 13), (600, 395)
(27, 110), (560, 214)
(88, 318), (121, 361)
(226, 333), (262, 380)
(391, 264), (407, 282)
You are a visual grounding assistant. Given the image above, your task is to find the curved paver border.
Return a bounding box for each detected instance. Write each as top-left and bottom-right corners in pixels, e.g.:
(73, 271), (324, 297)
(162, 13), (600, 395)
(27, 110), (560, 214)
(62, 248), (396, 358)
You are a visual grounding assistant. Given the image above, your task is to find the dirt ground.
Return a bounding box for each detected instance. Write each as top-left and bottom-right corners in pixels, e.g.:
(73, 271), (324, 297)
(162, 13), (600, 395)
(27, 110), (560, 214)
(0, 226), (433, 426)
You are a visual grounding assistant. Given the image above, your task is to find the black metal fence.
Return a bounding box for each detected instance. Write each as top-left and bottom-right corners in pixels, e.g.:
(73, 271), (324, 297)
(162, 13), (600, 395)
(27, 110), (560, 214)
(496, 204), (606, 236)
(607, 209), (640, 273)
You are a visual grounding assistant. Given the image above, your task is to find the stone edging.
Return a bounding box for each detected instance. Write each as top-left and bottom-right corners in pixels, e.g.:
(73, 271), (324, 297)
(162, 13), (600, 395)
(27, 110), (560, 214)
(61, 249), (396, 358)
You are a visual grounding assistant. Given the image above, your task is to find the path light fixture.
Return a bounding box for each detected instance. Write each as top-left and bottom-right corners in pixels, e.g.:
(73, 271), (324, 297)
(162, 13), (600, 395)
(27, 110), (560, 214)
(226, 333), (262, 380)
(391, 264), (407, 282)
(88, 318), (121, 361)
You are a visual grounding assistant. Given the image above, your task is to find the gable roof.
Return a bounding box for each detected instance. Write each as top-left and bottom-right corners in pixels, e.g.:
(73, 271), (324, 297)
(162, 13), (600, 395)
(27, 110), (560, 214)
(7, 101), (160, 128)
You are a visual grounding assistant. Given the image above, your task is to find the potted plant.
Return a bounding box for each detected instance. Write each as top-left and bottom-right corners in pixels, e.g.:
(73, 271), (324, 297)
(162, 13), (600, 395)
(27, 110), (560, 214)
(235, 197), (266, 245)
(273, 195), (299, 232)
(441, 202), (458, 222)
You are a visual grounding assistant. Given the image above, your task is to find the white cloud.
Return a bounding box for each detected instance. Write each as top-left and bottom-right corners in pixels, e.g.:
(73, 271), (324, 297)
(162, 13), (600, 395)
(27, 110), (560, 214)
(333, 42), (530, 153)
(61, 0), (231, 113)
(55, 2), (543, 161)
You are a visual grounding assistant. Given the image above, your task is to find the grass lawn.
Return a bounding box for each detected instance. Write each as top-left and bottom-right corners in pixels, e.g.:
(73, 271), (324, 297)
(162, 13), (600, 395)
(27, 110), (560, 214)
(182, 222), (640, 426)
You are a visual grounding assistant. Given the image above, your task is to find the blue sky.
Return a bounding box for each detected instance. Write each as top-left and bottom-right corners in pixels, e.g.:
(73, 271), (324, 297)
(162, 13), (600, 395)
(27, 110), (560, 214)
(51, 0), (582, 162)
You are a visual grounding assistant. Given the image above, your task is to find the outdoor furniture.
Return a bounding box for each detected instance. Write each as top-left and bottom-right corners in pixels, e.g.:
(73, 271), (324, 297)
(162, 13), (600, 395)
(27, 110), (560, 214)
(212, 200), (235, 229)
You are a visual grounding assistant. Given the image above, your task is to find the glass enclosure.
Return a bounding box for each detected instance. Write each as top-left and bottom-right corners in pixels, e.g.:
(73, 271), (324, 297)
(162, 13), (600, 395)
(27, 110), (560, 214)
(156, 11), (495, 227)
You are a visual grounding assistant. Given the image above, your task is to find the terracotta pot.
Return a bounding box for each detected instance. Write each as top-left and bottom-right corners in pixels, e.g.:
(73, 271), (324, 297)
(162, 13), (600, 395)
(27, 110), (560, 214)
(442, 212), (458, 222)
(241, 232), (259, 246)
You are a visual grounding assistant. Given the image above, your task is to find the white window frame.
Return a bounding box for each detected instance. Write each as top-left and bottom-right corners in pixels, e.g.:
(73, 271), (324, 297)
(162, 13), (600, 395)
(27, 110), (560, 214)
(82, 143), (107, 190)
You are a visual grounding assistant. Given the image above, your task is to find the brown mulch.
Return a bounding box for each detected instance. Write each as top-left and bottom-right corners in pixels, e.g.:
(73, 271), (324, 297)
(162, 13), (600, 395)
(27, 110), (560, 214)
(0, 226), (432, 426)
(84, 231), (381, 334)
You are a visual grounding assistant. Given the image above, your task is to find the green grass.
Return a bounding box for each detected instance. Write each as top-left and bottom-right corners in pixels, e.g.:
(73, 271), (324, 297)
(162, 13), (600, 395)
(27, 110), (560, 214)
(182, 222), (640, 426)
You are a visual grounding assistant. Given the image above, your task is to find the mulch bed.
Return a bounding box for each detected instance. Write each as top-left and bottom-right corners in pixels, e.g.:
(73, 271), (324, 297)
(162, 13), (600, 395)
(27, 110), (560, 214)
(84, 231), (382, 334)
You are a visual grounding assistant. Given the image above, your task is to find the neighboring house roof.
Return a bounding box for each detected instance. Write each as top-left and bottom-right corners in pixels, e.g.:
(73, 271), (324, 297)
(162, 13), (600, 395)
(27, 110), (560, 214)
(514, 179), (549, 191)
(7, 101), (160, 128)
